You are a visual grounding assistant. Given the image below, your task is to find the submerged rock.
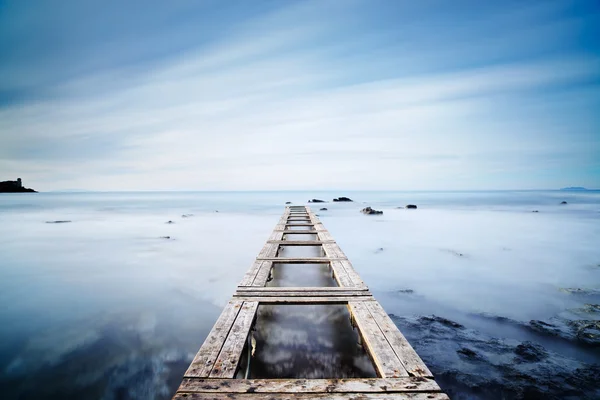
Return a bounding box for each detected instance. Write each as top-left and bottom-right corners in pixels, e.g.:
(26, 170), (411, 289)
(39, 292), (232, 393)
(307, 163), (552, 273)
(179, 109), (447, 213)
(320, 208), (328, 211)
(181, 214), (194, 218)
(166, 220), (175, 224)
(159, 236), (171, 240)
(285, 202), (292, 204)
(514, 341), (548, 362)
(567, 320), (600, 346)
(361, 206), (383, 215)
(45, 220), (72, 224)
(561, 201), (568, 205)
(532, 210), (539, 213)
(308, 199), (326, 203)
(333, 197), (353, 202)
(397, 289), (414, 294)
(457, 347), (484, 360)
(406, 204), (418, 209)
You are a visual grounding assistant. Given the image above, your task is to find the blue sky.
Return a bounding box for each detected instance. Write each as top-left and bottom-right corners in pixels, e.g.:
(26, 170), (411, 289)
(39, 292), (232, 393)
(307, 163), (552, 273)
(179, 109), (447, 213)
(1, 0), (599, 190)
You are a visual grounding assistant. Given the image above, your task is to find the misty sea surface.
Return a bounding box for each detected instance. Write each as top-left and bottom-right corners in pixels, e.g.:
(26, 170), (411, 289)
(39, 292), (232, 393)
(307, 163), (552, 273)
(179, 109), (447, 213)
(1, 190), (599, 399)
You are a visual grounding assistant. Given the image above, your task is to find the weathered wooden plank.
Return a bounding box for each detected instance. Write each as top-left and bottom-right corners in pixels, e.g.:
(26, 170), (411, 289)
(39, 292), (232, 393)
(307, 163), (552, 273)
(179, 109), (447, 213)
(330, 260), (355, 287)
(233, 291), (373, 297)
(236, 286), (369, 292)
(322, 243), (343, 258)
(231, 296), (370, 303)
(173, 393), (449, 399)
(317, 230), (335, 241)
(251, 261), (273, 287)
(348, 302), (409, 378)
(365, 302), (433, 378)
(177, 377), (441, 393)
(267, 240), (335, 245)
(339, 259), (368, 289)
(210, 301), (259, 378)
(184, 300), (244, 377)
(268, 230), (284, 241)
(257, 257), (338, 262)
(238, 260), (265, 286)
(274, 230), (319, 234)
(257, 243), (278, 259)
(285, 223), (315, 227)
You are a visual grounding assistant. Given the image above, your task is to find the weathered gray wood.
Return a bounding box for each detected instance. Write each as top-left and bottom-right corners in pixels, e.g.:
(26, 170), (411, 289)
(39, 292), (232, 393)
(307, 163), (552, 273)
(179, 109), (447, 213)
(238, 260), (265, 286)
(330, 260), (355, 287)
(232, 296), (370, 303)
(339, 259), (368, 289)
(268, 231), (284, 241)
(251, 261), (273, 287)
(348, 302), (409, 378)
(184, 300), (243, 377)
(210, 301), (259, 378)
(233, 290), (372, 297)
(274, 230), (319, 234)
(365, 302), (433, 378)
(317, 230), (335, 241)
(174, 393), (450, 399)
(257, 257), (338, 262)
(178, 377), (441, 393)
(236, 287), (370, 292)
(285, 223), (315, 227)
(267, 240), (335, 245)
(257, 243), (278, 258)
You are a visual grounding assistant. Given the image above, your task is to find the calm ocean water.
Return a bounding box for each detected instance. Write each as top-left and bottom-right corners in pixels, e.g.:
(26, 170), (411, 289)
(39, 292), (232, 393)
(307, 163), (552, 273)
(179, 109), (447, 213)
(1, 191), (599, 399)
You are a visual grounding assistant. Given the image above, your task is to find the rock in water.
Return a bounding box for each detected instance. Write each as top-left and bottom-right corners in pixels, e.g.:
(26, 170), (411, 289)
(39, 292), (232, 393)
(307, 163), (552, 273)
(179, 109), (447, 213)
(308, 199), (325, 203)
(285, 202), (292, 204)
(361, 206), (383, 215)
(320, 208), (328, 211)
(46, 220), (72, 224)
(333, 197), (353, 202)
(560, 201), (568, 205)
(406, 204), (417, 209)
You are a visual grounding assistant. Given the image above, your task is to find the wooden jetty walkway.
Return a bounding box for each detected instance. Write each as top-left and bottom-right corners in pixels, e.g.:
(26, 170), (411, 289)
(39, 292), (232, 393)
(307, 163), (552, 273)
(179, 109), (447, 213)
(173, 206), (448, 399)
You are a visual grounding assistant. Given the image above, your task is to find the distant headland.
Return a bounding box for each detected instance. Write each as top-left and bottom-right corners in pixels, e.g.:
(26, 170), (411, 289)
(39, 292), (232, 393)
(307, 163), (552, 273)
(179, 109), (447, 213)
(560, 187), (589, 191)
(0, 178), (37, 193)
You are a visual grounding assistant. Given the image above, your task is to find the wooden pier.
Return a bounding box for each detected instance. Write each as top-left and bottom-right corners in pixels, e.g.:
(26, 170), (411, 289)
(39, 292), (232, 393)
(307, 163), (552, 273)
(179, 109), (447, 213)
(173, 206), (448, 399)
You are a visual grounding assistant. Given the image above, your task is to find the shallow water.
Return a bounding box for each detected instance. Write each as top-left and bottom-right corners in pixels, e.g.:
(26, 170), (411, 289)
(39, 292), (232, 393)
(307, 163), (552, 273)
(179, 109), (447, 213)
(240, 304), (377, 379)
(267, 263), (337, 287)
(1, 190), (599, 399)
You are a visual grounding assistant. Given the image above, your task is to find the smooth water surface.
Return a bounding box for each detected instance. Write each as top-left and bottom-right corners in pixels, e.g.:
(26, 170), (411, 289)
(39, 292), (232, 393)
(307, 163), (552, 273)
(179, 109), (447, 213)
(244, 304), (377, 379)
(266, 263), (337, 287)
(1, 190), (599, 399)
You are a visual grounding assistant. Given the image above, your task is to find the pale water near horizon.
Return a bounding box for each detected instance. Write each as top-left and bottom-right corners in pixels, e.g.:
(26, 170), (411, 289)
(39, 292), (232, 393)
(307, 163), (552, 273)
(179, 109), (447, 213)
(1, 191), (599, 399)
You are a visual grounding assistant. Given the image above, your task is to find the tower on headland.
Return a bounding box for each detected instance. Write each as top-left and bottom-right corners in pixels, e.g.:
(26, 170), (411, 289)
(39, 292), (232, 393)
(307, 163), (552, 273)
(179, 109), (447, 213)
(17, 178), (22, 187)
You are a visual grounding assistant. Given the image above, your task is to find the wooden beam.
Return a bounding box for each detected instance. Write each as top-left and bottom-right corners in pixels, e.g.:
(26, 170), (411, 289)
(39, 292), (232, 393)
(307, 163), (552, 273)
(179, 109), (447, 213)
(210, 301), (259, 378)
(256, 257), (339, 263)
(231, 296), (370, 303)
(267, 240), (334, 245)
(184, 300), (243, 377)
(236, 287), (370, 292)
(364, 302), (433, 378)
(348, 302), (409, 378)
(177, 377), (442, 393)
(173, 393), (450, 399)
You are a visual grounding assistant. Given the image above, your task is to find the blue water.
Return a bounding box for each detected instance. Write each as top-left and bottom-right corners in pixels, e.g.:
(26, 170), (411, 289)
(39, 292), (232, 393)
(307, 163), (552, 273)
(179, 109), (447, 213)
(1, 191), (599, 399)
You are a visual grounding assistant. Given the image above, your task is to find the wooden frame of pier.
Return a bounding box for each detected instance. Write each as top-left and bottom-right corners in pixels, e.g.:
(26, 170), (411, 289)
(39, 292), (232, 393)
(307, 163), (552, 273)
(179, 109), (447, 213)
(173, 206), (448, 399)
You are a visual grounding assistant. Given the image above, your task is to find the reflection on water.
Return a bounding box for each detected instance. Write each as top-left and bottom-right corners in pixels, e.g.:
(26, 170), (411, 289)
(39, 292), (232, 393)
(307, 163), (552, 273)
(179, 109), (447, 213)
(266, 263), (337, 287)
(241, 305), (377, 379)
(277, 245), (323, 258)
(284, 233), (317, 241)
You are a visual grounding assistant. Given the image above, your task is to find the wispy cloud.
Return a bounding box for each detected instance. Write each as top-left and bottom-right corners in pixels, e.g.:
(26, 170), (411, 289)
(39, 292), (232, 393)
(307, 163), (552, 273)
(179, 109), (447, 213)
(0, 0), (599, 190)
